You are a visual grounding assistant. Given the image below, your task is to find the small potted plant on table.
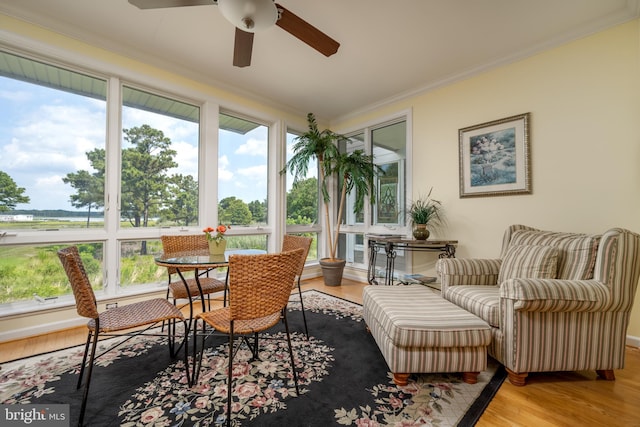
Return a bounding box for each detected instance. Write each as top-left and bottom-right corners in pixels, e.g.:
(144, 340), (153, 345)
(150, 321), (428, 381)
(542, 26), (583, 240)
(204, 224), (229, 255)
(407, 188), (443, 240)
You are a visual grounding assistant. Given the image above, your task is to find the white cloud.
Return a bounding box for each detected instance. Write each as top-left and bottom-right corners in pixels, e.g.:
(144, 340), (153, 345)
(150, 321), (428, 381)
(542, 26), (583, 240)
(171, 140), (198, 177)
(36, 174), (66, 187)
(237, 164), (267, 178)
(0, 100), (106, 211)
(122, 107), (198, 146)
(235, 138), (267, 157)
(234, 165), (267, 198)
(217, 155), (234, 182)
(29, 175), (74, 210)
(2, 103), (104, 174)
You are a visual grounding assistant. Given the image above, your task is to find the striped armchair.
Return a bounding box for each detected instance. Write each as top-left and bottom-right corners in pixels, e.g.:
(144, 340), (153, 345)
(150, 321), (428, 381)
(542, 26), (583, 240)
(437, 225), (640, 386)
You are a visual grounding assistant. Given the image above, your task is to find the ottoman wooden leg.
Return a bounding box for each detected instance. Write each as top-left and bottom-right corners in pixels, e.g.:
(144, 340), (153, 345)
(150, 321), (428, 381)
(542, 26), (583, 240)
(596, 369), (615, 380)
(392, 373), (410, 386)
(506, 368), (528, 386)
(461, 372), (479, 384)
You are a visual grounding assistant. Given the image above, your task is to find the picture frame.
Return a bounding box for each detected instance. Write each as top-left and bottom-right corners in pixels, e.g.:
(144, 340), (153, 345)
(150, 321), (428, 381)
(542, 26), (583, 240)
(458, 113), (531, 198)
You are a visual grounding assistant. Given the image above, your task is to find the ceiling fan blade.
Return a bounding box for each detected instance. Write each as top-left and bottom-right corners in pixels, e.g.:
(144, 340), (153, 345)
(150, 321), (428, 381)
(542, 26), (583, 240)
(275, 4), (340, 57)
(128, 0), (213, 9)
(233, 28), (254, 68)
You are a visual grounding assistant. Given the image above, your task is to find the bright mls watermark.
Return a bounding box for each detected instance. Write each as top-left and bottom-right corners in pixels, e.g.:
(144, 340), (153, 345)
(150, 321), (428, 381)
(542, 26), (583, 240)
(1, 405), (69, 426)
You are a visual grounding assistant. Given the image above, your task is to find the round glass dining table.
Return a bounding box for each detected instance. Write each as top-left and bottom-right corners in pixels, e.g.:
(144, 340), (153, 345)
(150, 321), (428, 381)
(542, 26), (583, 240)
(154, 249), (266, 315)
(155, 252), (229, 269)
(155, 248), (266, 269)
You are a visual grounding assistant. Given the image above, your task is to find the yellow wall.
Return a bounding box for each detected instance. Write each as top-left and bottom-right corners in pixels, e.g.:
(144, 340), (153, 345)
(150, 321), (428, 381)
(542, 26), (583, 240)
(334, 19), (640, 339)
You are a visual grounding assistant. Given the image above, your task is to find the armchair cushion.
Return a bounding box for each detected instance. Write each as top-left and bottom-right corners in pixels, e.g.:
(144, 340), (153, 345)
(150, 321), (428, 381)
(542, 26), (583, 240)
(498, 244), (559, 285)
(444, 286), (501, 327)
(508, 229), (599, 280)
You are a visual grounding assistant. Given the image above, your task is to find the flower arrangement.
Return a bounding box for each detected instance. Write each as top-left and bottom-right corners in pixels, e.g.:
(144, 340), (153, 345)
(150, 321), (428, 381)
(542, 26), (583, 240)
(203, 225), (229, 245)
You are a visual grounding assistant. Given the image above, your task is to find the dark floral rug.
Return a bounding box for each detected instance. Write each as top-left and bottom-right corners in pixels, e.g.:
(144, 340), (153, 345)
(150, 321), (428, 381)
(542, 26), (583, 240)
(1, 290), (505, 426)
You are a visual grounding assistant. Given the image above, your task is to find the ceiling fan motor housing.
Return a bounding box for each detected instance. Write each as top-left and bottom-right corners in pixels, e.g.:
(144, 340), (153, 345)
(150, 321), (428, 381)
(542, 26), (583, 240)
(217, 0), (278, 32)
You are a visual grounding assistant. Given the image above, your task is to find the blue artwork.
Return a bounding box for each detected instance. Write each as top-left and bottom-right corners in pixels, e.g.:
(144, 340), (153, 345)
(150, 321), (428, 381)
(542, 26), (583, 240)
(469, 127), (516, 187)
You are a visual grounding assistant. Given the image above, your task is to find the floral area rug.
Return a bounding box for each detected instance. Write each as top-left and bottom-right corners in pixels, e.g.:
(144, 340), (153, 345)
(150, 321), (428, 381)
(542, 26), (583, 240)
(1, 290), (505, 426)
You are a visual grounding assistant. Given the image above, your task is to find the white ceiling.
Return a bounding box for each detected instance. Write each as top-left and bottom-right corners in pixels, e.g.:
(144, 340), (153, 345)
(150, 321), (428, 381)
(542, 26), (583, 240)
(1, 0), (638, 121)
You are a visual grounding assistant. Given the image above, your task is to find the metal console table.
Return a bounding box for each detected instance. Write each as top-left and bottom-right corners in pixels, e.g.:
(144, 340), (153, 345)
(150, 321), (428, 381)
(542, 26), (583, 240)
(367, 235), (457, 286)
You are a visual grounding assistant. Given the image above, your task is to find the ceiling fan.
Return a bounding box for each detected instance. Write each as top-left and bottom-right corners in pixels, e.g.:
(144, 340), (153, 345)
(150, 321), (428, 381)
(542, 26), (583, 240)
(128, 0), (340, 68)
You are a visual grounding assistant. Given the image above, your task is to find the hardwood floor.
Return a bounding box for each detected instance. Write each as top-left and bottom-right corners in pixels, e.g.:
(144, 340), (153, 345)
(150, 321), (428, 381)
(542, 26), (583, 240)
(2, 277), (639, 426)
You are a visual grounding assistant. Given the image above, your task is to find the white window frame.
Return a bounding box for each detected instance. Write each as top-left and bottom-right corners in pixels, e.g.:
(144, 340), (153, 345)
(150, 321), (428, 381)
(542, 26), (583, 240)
(335, 109), (413, 269)
(0, 36), (287, 317)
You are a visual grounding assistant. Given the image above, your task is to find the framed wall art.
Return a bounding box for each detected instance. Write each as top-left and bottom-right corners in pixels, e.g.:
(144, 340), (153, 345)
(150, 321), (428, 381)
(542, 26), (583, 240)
(458, 113), (531, 198)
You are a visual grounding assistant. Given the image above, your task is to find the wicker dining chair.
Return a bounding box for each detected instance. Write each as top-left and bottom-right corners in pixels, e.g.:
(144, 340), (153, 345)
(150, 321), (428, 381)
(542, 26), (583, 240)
(190, 248), (304, 427)
(282, 234), (313, 338)
(57, 246), (188, 427)
(160, 234), (228, 317)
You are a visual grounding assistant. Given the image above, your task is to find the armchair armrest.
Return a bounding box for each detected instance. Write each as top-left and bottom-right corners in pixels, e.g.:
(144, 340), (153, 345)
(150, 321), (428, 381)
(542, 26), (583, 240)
(500, 278), (610, 312)
(437, 258), (501, 289)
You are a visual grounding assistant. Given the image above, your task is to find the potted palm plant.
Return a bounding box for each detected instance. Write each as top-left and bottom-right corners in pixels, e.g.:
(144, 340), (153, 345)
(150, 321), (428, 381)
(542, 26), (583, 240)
(282, 113), (381, 286)
(407, 188), (444, 240)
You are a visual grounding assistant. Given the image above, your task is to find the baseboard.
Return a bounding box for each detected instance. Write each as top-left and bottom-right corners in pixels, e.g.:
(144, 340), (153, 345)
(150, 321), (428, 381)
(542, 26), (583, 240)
(0, 289), (169, 343)
(342, 267), (368, 283)
(627, 334), (640, 348)
(0, 317), (86, 343)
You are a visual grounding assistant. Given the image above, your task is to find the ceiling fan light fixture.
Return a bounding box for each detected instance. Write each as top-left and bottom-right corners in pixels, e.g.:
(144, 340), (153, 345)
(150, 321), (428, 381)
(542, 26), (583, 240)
(217, 0), (277, 33)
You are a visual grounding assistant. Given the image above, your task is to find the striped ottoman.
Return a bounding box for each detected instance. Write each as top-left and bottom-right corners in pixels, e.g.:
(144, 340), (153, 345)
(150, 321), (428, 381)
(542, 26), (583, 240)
(363, 285), (492, 385)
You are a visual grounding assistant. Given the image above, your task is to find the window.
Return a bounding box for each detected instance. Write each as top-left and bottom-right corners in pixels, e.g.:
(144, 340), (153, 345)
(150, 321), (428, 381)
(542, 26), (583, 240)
(0, 51), (108, 305)
(372, 121), (406, 226)
(0, 243), (104, 305)
(119, 239), (163, 289)
(121, 86), (200, 228)
(285, 128), (320, 262)
(116, 87), (202, 291)
(338, 117), (408, 268)
(285, 130), (318, 226)
(0, 50), (107, 230)
(0, 46), (285, 314)
(341, 132), (366, 226)
(218, 112), (268, 226)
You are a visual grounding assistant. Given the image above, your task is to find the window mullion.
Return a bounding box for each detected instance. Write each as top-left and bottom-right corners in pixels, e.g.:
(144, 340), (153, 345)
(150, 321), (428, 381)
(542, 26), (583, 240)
(200, 102), (219, 226)
(105, 76), (122, 297)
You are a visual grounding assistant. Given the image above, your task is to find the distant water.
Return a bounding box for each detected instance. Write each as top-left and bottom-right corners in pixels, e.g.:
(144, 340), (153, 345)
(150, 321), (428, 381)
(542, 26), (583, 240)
(38, 217), (104, 222)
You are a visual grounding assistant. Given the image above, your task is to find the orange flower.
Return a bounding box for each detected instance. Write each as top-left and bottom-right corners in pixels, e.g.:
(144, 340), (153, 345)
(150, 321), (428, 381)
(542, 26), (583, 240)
(204, 224), (230, 242)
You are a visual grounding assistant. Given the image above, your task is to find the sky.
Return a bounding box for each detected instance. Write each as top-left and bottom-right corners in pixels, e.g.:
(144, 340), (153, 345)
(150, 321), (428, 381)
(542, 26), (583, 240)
(0, 76), (273, 212)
